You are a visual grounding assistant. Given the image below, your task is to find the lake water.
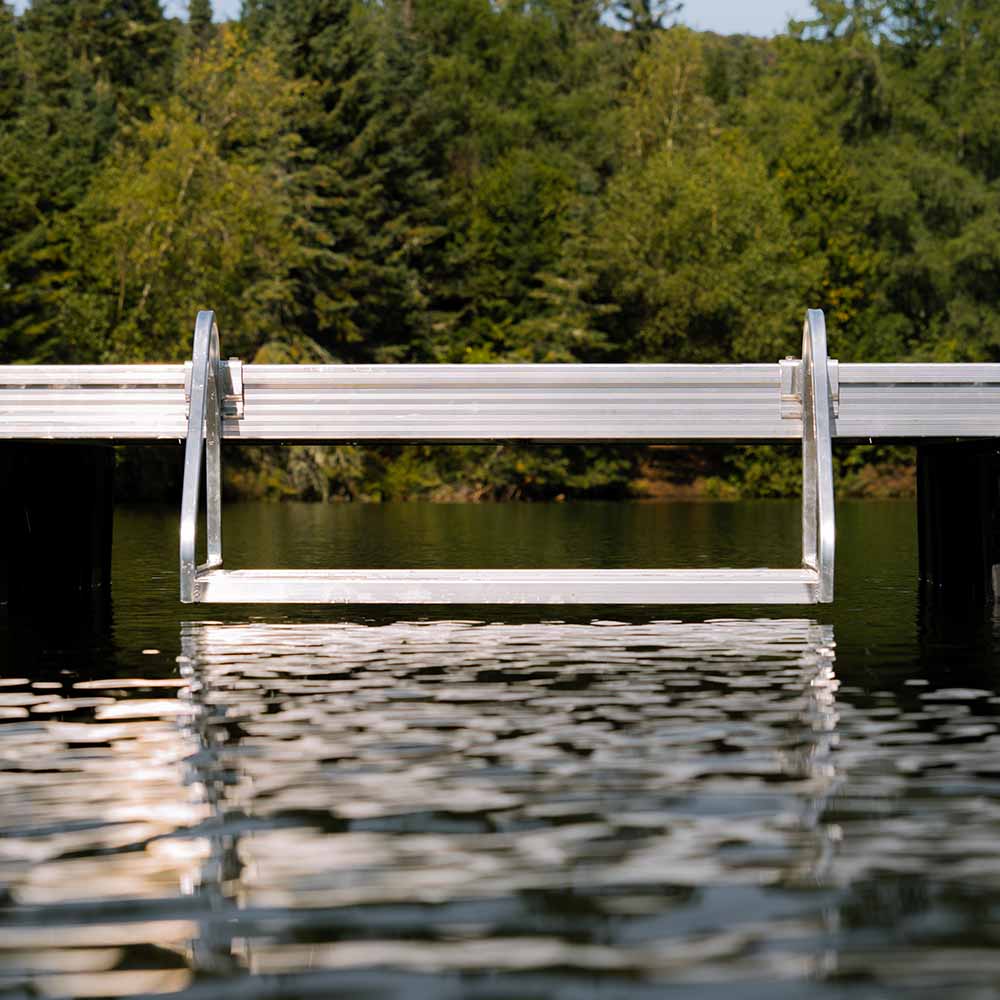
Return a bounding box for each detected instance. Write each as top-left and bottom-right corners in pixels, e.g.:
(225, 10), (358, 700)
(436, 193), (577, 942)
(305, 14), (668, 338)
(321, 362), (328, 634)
(3, 500), (1000, 998)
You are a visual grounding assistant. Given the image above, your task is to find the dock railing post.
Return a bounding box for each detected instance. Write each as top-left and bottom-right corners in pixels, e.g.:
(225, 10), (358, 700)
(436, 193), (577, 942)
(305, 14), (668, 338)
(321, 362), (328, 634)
(917, 441), (1000, 606)
(2, 443), (114, 612)
(180, 310), (223, 603)
(801, 309), (836, 602)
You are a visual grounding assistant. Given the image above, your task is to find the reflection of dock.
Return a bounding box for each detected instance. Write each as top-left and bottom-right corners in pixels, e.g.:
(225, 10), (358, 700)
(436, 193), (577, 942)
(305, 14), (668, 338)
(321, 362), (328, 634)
(177, 617), (842, 982)
(177, 639), (246, 979)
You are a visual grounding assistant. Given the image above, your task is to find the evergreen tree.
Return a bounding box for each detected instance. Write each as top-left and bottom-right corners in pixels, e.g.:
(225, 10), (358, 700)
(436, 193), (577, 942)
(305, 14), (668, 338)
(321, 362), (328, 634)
(0, 2), (25, 361)
(242, 0), (445, 362)
(0, 0), (176, 361)
(0, 2), (19, 123)
(63, 28), (312, 363)
(189, 0), (214, 47)
(240, 0), (277, 41)
(887, 0), (945, 57)
(614, 0), (680, 48)
(19, 0), (174, 118)
(412, 0), (619, 362)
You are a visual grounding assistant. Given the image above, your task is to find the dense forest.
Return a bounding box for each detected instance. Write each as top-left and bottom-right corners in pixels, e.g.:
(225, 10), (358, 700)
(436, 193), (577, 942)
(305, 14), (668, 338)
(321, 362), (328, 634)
(2, 0), (997, 501)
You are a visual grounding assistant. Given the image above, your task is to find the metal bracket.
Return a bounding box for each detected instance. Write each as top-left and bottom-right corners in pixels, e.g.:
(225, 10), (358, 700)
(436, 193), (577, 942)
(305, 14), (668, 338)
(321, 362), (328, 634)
(185, 358), (244, 419)
(780, 357), (839, 418)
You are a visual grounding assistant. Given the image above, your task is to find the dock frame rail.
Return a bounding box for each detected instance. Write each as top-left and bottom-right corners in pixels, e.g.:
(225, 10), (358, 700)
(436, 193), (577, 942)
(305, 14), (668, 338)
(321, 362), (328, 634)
(180, 310), (835, 605)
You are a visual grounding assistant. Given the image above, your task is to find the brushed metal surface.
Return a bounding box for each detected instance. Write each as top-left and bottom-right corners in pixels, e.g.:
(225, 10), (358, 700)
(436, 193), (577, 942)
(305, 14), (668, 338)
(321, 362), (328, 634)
(3, 360), (1000, 441)
(179, 312), (223, 603)
(193, 567), (821, 604)
(801, 310), (836, 602)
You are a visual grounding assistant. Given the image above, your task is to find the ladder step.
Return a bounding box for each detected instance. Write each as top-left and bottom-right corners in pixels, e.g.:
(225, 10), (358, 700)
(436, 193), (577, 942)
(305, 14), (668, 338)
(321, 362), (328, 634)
(178, 310), (836, 606)
(193, 568), (820, 605)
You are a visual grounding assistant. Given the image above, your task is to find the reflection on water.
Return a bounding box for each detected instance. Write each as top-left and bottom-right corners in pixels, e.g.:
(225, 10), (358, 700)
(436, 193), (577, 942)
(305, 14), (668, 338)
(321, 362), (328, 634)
(1, 618), (845, 997)
(3, 501), (1000, 997)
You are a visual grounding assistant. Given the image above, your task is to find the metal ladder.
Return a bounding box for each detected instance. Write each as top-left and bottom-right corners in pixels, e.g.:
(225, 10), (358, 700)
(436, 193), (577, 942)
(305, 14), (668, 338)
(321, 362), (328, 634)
(180, 310), (835, 604)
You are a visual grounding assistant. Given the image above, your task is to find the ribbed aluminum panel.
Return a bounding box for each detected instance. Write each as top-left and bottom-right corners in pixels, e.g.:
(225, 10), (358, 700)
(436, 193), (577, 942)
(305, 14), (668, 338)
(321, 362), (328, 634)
(2, 361), (1000, 442)
(0, 365), (188, 440)
(230, 364), (790, 442)
(835, 365), (1000, 438)
(0, 365), (186, 386)
(193, 567), (821, 604)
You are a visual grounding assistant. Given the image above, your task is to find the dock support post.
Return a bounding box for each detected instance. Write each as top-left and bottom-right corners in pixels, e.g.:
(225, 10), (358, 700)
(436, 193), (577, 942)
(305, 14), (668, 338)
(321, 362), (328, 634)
(1, 444), (114, 610)
(917, 442), (1000, 606)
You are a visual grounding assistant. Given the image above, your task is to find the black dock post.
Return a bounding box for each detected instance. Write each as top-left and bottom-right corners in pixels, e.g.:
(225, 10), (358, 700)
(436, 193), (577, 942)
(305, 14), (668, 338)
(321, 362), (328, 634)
(917, 442), (1000, 606)
(1, 444), (114, 611)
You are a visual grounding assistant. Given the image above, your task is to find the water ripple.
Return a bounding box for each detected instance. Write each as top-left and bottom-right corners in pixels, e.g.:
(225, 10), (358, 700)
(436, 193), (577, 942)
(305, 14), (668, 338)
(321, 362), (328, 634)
(3, 610), (1000, 997)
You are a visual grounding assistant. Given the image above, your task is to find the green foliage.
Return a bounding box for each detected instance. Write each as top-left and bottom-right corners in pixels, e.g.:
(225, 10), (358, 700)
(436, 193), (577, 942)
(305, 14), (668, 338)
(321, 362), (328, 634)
(613, 0), (680, 48)
(239, 0), (446, 363)
(596, 30), (814, 363)
(2, 0), (996, 499)
(416, 0), (621, 364)
(62, 28), (311, 361)
(358, 444), (640, 502)
(707, 444), (916, 499)
(188, 0), (215, 48)
(0, 3), (20, 123)
(18, 0), (175, 119)
(0, 0), (176, 361)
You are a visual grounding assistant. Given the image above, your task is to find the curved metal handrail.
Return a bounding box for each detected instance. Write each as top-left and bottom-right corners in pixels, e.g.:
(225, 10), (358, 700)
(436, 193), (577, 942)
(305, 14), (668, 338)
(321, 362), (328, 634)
(177, 307), (835, 606)
(801, 309), (836, 602)
(180, 310), (223, 602)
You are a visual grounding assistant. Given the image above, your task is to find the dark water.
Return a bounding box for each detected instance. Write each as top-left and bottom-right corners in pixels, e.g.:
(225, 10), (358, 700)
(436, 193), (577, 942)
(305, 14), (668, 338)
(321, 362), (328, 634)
(3, 500), (1000, 999)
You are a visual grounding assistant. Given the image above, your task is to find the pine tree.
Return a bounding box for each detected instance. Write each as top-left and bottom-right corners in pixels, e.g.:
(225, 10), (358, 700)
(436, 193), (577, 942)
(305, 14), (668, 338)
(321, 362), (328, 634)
(408, 0), (620, 363)
(0, 0), (176, 362)
(19, 0), (175, 122)
(0, 2), (25, 362)
(0, 2), (19, 123)
(614, 0), (680, 48)
(244, 0), (445, 362)
(189, 0), (214, 47)
(240, 0), (277, 42)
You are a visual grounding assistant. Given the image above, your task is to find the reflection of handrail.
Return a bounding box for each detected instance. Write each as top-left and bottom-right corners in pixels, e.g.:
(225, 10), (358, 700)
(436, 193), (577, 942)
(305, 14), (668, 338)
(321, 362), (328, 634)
(175, 617), (842, 939)
(179, 311), (223, 602)
(801, 310), (836, 602)
(178, 624), (245, 976)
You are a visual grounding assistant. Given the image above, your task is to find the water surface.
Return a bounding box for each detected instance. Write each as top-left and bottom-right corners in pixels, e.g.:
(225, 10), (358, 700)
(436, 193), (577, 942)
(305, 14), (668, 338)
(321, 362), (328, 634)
(3, 500), (1000, 998)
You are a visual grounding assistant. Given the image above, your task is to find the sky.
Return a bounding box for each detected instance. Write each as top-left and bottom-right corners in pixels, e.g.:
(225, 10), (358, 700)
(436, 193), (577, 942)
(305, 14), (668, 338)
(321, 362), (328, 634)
(679, 0), (816, 36)
(13, 1), (819, 38)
